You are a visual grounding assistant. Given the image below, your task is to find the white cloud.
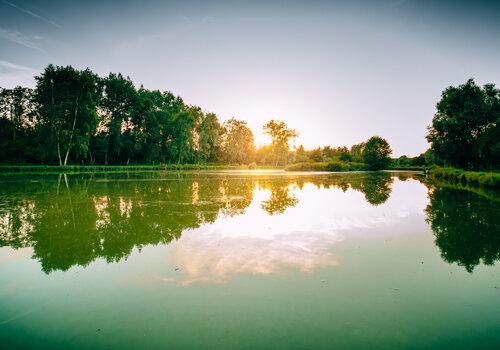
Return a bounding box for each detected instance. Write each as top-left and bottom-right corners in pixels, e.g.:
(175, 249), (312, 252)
(1, 0), (61, 28)
(0, 27), (45, 52)
(0, 59), (38, 87)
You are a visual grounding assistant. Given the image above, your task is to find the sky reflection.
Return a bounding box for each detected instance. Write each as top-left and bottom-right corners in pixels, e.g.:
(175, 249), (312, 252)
(163, 179), (428, 285)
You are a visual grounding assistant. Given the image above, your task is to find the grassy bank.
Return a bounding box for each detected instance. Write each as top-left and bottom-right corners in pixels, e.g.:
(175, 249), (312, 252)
(387, 165), (428, 171)
(285, 161), (369, 172)
(0, 164), (280, 174)
(428, 167), (500, 189)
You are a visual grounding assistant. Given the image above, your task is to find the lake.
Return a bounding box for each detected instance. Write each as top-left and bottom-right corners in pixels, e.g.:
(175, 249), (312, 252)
(0, 171), (499, 349)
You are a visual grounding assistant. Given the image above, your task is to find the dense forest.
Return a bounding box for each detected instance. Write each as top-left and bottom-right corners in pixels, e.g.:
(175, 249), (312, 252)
(0, 65), (498, 170)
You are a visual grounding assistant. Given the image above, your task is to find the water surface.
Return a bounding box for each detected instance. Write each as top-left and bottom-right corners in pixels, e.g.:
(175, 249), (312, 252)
(0, 171), (499, 349)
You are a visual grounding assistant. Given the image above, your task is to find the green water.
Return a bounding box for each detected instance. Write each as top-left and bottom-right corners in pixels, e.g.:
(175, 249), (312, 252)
(0, 171), (499, 349)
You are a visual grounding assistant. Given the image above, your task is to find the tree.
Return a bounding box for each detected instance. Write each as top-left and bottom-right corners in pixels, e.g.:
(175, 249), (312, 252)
(263, 120), (298, 166)
(350, 142), (365, 162)
(34, 65), (100, 165)
(308, 147), (323, 162)
(220, 118), (255, 164)
(426, 79), (500, 169)
(197, 112), (222, 163)
(295, 144), (308, 162)
(168, 105), (200, 164)
(98, 73), (137, 164)
(321, 146), (336, 160)
(362, 136), (392, 170)
(0, 87), (38, 163)
(132, 89), (186, 163)
(0, 86), (36, 140)
(338, 146), (352, 162)
(255, 145), (272, 164)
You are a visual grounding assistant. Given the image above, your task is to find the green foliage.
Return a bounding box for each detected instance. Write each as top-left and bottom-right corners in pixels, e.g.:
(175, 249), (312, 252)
(263, 119), (298, 166)
(362, 136), (392, 170)
(0, 65), (228, 166)
(34, 65), (101, 165)
(4, 67), (498, 173)
(349, 142), (365, 162)
(338, 147), (352, 162)
(220, 118), (255, 164)
(391, 151), (433, 170)
(294, 145), (307, 163)
(0, 163), (279, 174)
(427, 79), (500, 169)
(429, 167), (500, 188)
(285, 161), (368, 172)
(97, 72), (137, 164)
(255, 145), (276, 165)
(197, 112), (222, 162)
(285, 162), (330, 171)
(0, 89), (38, 164)
(326, 160), (349, 172)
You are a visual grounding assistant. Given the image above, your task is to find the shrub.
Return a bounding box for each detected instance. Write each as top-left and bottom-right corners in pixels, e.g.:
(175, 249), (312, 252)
(285, 162), (329, 171)
(326, 161), (349, 172)
(429, 167), (500, 189)
(285, 161), (369, 172)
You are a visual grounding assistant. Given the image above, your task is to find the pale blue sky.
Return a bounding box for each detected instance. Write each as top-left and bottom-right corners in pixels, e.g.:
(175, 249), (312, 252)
(1, 0), (499, 156)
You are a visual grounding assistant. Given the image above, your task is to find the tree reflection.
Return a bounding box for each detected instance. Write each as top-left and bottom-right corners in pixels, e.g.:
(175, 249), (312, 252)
(0, 173), (256, 273)
(306, 172), (394, 205)
(350, 173), (393, 205)
(425, 186), (500, 272)
(0, 172), (402, 273)
(259, 179), (299, 215)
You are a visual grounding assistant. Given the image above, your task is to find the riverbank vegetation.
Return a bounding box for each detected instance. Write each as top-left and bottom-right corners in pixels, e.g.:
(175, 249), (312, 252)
(0, 163), (280, 174)
(426, 79), (499, 170)
(1, 68), (498, 181)
(0, 64), (394, 171)
(428, 167), (500, 189)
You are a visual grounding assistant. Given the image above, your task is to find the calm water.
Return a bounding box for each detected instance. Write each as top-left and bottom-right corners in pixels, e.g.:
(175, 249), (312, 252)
(0, 171), (499, 349)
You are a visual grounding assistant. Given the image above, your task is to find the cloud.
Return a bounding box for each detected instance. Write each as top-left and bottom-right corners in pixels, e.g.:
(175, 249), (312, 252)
(0, 27), (45, 52)
(0, 60), (38, 87)
(1, 0), (61, 28)
(154, 229), (341, 286)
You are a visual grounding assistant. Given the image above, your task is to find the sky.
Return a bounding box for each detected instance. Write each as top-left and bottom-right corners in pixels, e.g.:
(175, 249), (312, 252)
(1, 0), (499, 156)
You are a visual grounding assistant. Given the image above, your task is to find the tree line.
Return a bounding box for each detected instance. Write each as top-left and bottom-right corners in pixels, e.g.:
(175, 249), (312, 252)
(0, 65), (253, 165)
(0, 64), (395, 169)
(2, 65), (496, 170)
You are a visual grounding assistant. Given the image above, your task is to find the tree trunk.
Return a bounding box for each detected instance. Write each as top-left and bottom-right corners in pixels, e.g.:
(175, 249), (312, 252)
(10, 104), (16, 140)
(89, 147), (94, 165)
(64, 96), (79, 166)
(56, 130), (63, 166)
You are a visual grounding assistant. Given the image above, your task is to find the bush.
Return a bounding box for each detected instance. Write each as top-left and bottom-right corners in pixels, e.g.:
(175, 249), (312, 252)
(326, 161), (348, 172)
(285, 162), (329, 171)
(347, 162), (370, 171)
(429, 167), (500, 189)
(285, 161), (369, 172)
